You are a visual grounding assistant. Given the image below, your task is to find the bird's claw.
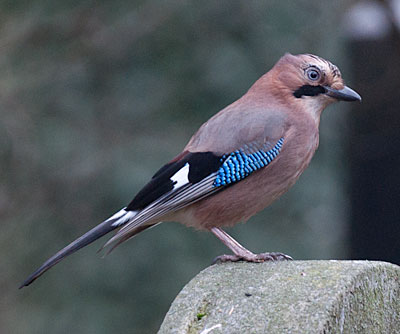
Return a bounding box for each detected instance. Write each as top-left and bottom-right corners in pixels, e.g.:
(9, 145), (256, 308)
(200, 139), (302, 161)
(212, 252), (293, 264)
(258, 252), (293, 261)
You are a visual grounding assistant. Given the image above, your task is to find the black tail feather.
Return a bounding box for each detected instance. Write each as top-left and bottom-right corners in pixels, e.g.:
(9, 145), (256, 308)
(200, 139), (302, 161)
(19, 219), (118, 289)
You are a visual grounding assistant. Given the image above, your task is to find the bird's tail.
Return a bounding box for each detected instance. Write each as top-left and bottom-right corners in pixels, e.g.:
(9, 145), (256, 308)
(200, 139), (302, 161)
(19, 208), (135, 288)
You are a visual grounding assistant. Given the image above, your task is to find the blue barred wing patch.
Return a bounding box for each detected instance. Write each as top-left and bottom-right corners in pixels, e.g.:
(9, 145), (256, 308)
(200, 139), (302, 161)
(213, 137), (284, 187)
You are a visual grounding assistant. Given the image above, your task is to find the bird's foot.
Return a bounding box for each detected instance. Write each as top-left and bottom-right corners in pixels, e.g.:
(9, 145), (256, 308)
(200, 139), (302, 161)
(212, 252), (293, 264)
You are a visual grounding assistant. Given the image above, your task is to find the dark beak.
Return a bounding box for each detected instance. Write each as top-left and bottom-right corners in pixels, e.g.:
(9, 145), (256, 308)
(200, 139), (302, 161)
(323, 85), (362, 102)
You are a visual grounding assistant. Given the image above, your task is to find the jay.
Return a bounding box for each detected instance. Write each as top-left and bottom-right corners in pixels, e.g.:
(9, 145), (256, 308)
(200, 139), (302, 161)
(20, 53), (361, 288)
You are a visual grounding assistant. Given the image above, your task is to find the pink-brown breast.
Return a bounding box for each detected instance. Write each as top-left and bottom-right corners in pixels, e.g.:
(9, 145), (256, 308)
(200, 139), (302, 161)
(174, 112), (320, 230)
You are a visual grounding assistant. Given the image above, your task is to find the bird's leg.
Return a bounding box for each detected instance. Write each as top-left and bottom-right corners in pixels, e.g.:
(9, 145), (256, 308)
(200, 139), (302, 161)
(211, 227), (256, 260)
(210, 227), (293, 263)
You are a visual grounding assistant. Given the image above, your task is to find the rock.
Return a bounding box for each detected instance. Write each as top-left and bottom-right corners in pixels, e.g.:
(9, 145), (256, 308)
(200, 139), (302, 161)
(158, 260), (400, 334)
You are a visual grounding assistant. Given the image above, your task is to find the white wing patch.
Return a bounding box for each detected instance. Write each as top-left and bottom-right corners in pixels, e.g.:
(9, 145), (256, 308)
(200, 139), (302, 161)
(170, 162), (190, 189)
(103, 173), (220, 249)
(107, 163), (189, 229)
(105, 207), (138, 227)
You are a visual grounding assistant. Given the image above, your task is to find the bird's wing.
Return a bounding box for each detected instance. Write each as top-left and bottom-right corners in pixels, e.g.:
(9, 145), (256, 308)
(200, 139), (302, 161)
(102, 151), (223, 251)
(103, 137), (285, 250)
(20, 133), (286, 287)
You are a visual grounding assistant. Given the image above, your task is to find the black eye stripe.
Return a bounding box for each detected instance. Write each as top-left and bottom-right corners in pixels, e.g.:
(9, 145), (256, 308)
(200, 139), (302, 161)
(293, 85), (325, 98)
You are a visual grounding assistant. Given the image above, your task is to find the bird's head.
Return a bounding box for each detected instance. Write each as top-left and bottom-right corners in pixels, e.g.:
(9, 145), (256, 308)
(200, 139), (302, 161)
(267, 53), (361, 119)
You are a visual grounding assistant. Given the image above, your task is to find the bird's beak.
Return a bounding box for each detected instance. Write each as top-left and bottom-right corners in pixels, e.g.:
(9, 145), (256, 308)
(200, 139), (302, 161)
(323, 85), (362, 102)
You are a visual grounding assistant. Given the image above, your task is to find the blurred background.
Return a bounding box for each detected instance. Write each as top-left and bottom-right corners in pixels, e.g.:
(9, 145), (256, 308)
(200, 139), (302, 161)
(2, 0), (399, 333)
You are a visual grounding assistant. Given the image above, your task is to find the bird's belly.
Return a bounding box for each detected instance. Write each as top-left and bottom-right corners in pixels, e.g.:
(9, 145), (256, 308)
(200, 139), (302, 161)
(176, 142), (316, 230)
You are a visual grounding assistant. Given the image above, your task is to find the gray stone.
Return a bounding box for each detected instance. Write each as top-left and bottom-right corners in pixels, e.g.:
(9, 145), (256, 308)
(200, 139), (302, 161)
(158, 260), (400, 334)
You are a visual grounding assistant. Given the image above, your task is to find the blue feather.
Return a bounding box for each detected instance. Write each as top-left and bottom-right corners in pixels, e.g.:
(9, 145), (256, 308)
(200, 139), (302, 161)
(213, 138), (285, 188)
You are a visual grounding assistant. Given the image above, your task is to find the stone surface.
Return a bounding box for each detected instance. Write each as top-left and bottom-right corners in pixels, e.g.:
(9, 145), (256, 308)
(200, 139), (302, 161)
(158, 260), (400, 334)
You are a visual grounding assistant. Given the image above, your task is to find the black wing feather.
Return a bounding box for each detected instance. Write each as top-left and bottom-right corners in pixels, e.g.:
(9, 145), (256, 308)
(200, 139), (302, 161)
(127, 152), (222, 211)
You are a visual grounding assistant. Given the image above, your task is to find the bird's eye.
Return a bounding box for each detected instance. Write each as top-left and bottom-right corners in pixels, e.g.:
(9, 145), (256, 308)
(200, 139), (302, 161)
(306, 68), (321, 81)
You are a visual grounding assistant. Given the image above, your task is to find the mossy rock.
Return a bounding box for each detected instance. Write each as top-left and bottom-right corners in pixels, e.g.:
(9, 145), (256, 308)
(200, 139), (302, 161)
(158, 260), (400, 333)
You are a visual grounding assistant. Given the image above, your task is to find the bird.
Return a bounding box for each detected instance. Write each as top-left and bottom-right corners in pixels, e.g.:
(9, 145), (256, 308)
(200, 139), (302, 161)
(20, 53), (361, 288)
